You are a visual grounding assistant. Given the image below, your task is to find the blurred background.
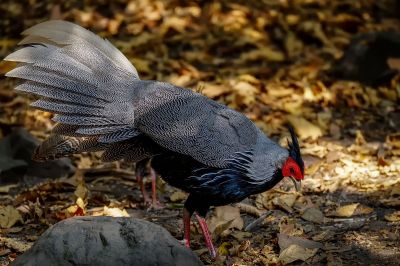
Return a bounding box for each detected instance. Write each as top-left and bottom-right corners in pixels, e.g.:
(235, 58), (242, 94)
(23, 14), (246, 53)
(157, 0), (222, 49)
(0, 0), (399, 265)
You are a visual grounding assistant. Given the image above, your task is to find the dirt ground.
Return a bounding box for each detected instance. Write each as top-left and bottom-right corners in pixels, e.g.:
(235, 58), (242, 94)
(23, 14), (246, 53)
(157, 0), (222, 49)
(0, 0), (399, 265)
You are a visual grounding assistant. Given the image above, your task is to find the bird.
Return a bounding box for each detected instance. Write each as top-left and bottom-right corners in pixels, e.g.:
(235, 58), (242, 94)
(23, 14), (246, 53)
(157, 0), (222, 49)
(4, 20), (305, 258)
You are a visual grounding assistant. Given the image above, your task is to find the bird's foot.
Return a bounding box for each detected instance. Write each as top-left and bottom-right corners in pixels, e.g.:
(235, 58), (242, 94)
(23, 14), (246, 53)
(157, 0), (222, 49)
(145, 200), (165, 211)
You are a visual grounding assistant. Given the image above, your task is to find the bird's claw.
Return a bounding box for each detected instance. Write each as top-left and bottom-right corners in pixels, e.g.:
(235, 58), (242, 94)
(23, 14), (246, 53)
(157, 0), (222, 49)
(145, 200), (165, 211)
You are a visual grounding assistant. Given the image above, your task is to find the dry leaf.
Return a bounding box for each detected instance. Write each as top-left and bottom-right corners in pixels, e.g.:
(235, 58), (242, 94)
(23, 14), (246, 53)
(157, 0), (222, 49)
(331, 203), (373, 217)
(240, 47), (285, 62)
(231, 231), (252, 241)
(301, 207), (325, 224)
(287, 115), (323, 140)
(279, 244), (318, 265)
(0, 237), (32, 253)
(279, 218), (304, 236)
(232, 81), (258, 106)
(218, 242), (232, 256)
(170, 191), (187, 202)
(272, 193), (298, 213)
(77, 156), (92, 168)
(103, 206), (130, 217)
(208, 206), (244, 237)
(384, 211), (400, 222)
(278, 233), (323, 250)
(387, 57), (400, 71)
(0, 206), (23, 229)
(202, 84), (230, 98)
(333, 204), (358, 217)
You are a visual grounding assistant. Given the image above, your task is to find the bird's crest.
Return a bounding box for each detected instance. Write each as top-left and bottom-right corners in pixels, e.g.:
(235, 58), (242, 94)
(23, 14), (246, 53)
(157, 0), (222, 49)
(287, 126), (304, 174)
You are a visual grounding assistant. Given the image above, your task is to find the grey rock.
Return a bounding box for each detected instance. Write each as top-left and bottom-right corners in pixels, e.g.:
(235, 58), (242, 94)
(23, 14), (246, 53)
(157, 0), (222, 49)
(11, 216), (203, 266)
(0, 128), (75, 184)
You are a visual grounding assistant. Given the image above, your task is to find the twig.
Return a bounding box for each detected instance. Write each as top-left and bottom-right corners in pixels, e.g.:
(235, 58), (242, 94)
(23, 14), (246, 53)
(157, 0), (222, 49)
(245, 211), (272, 232)
(235, 203), (263, 217)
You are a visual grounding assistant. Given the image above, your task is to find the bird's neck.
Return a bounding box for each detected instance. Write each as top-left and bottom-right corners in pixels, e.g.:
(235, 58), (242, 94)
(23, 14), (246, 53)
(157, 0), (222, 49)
(250, 169), (284, 194)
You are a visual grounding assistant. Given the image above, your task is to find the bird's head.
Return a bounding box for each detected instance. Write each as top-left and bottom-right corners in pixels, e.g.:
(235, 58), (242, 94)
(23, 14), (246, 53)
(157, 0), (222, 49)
(281, 126), (304, 191)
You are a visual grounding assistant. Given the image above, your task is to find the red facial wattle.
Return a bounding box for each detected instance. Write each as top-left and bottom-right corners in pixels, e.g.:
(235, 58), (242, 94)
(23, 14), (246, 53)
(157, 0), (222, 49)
(282, 157), (304, 180)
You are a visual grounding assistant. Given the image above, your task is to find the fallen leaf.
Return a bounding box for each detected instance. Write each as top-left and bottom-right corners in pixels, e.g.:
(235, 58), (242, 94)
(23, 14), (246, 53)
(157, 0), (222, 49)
(232, 80), (258, 106)
(301, 207), (325, 224)
(231, 231), (252, 241)
(218, 242), (232, 256)
(287, 115), (323, 140)
(0, 237), (32, 253)
(170, 191), (187, 202)
(0, 248), (11, 256)
(272, 193), (298, 213)
(240, 47), (285, 62)
(279, 218), (304, 236)
(66, 205), (85, 217)
(77, 156), (92, 168)
(333, 204), (358, 217)
(103, 206), (130, 217)
(331, 203), (373, 217)
(279, 244), (318, 265)
(384, 211), (400, 222)
(387, 57), (400, 71)
(202, 83), (230, 98)
(0, 206), (23, 229)
(208, 206), (244, 237)
(278, 233), (323, 250)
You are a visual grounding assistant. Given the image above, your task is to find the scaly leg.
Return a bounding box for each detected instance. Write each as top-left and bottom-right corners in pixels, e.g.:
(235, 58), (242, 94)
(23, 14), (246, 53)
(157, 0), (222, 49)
(183, 208), (192, 247)
(150, 168), (158, 206)
(135, 161), (151, 204)
(147, 168), (164, 210)
(195, 213), (217, 258)
(136, 173), (150, 204)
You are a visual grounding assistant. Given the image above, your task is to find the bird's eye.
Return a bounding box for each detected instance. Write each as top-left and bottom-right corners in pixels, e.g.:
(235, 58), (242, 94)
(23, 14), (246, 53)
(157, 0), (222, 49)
(289, 168), (295, 174)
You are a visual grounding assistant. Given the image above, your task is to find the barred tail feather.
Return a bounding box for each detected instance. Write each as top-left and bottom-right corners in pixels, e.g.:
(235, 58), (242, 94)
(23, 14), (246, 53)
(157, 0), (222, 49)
(5, 20), (142, 143)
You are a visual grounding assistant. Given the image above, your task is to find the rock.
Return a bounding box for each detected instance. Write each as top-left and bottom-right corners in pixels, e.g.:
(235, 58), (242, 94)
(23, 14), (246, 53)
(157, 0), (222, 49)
(11, 216), (203, 266)
(0, 128), (75, 184)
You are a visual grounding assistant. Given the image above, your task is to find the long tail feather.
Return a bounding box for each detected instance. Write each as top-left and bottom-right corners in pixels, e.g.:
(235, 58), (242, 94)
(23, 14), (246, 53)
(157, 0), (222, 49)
(5, 20), (142, 143)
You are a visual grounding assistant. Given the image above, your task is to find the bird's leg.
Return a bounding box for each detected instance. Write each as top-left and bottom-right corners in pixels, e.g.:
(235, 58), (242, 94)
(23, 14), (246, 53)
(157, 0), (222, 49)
(150, 168), (158, 206)
(135, 161), (151, 205)
(195, 213), (217, 258)
(148, 168), (164, 210)
(183, 208), (192, 248)
(136, 173), (150, 204)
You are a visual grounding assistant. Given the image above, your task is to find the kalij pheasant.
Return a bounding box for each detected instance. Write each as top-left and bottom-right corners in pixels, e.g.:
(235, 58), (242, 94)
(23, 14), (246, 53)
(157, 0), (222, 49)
(5, 20), (305, 258)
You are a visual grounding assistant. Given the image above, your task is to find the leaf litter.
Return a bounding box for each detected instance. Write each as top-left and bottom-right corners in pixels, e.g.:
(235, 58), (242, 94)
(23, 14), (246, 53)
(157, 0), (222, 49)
(0, 0), (400, 265)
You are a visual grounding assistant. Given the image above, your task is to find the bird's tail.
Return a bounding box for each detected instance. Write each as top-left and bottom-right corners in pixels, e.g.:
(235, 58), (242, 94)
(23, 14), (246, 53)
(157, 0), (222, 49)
(32, 135), (106, 161)
(5, 20), (141, 143)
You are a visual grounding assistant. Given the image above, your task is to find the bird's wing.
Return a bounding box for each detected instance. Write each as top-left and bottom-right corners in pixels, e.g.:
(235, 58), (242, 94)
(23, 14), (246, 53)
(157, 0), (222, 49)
(136, 83), (260, 168)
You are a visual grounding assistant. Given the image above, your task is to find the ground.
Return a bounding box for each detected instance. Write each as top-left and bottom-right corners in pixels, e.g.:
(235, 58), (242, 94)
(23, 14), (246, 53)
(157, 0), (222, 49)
(0, 0), (399, 265)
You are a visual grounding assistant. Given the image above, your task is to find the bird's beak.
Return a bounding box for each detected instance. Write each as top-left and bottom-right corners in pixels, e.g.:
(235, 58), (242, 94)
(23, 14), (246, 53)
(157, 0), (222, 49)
(289, 177), (301, 192)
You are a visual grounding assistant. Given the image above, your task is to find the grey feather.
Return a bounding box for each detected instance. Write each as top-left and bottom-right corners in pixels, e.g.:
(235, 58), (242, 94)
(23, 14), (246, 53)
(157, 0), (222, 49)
(52, 114), (114, 125)
(75, 125), (133, 135)
(6, 65), (98, 97)
(52, 124), (80, 135)
(31, 99), (103, 115)
(4, 45), (58, 64)
(5, 21), (141, 143)
(20, 20), (138, 78)
(15, 82), (105, 108)
(98, 128), (140, 143)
